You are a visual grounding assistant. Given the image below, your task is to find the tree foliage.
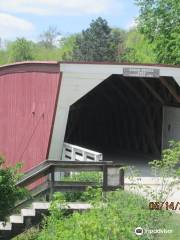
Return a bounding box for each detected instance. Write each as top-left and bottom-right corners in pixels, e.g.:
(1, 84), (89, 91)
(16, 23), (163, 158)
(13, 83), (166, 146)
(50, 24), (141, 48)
(72, 17), (125, 62)
(136, 0), (180, 64)
(0, 49), (8, 65)
(110, 28), (126, 62)
(59, 34), (78, 61)
(121, 28), (156, 63)
(31, 45), (61, 61)
(8, 38), (34, 62)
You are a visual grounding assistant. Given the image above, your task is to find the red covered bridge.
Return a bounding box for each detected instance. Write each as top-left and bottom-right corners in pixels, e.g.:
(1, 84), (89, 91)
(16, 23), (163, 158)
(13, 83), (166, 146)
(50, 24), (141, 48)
(0, 61), (180, 175)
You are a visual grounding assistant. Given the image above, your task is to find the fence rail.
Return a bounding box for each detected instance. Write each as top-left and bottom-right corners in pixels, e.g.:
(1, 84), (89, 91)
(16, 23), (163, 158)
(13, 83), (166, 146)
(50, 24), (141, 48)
(62, 142), (103, 162)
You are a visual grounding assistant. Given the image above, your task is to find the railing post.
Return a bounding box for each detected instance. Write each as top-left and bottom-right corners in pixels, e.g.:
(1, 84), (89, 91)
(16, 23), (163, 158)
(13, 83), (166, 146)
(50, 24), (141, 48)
(120, 167), (124, 190)
(62, 145), (66, 161)
(106, 166), (124, 190)
(103, 165), (108, 191)
(49, 166), (55, 200)
(71, 148), (75, 161)
(82, 151), (86, 161)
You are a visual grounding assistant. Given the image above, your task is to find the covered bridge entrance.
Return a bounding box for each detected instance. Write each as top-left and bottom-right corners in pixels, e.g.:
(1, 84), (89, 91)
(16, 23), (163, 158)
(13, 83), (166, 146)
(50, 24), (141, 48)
(64, 73), (180, 175)
(47, 64), (180, 176)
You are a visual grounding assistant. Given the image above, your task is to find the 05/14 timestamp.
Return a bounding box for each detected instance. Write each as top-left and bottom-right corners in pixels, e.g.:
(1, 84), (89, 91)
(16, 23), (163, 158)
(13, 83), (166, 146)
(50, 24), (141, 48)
(149, 201), (180, 210)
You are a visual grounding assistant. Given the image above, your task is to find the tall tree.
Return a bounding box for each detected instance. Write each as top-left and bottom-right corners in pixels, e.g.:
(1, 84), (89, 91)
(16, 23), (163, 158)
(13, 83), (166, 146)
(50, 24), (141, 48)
(136, 0), (180, 64)
(8, 38), (34, 62)
(59, 34), (78, 61)
(110, 28), (126, 62)
(72, 17), (125, 62)
(39, 26), (61, 49)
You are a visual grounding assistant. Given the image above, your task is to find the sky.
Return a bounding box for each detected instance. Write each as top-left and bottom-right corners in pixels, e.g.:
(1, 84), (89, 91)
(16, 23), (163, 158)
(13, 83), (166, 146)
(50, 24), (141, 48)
(0, 0), (139, 42)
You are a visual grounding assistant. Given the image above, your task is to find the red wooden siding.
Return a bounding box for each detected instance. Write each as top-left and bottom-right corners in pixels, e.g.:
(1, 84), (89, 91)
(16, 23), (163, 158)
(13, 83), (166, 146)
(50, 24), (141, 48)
(0, 70), (60, 172)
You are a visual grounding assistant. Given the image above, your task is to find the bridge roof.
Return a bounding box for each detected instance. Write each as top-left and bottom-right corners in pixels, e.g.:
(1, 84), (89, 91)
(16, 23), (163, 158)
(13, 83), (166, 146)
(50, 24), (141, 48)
(0, 61), (179, 71)
(0, 61), (59, 75)
(60, 61), (180, 68)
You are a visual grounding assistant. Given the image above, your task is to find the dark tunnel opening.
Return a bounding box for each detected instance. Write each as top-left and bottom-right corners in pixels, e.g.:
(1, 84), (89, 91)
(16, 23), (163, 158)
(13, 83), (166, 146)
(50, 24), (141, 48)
(64, 74), (180, 171)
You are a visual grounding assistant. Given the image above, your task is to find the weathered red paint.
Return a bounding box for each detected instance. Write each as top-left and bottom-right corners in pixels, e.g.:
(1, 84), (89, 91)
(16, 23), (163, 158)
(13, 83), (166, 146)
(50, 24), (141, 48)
(0, 63), (60, 174)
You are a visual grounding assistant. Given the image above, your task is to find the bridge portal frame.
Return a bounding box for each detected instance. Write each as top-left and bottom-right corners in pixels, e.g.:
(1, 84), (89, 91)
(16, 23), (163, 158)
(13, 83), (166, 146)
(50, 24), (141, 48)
(48, 63), (180, 160)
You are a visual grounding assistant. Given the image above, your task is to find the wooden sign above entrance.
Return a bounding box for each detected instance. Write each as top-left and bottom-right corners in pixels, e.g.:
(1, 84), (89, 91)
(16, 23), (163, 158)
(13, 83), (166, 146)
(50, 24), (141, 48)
(123, 67), (160, 78)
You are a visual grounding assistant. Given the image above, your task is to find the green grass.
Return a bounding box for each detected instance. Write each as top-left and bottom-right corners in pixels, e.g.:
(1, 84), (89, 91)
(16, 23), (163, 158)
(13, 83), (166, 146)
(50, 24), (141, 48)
(158, 213), (180, 240)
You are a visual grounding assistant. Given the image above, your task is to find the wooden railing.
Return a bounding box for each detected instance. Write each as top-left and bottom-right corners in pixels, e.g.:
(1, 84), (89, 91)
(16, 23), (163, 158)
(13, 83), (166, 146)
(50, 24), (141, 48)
(62, 142), (103, 162)
(17, 160), (124, 195)
(15, 160), (124, 206)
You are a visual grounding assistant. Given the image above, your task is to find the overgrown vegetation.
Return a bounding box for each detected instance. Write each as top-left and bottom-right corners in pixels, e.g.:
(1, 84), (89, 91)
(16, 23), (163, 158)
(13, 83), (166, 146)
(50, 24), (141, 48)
(0, 156), (27, 221)
(37, 189), (173, 240)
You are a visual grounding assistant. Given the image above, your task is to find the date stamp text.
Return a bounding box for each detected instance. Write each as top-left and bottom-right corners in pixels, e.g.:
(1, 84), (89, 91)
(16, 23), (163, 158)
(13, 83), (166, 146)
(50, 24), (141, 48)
(149, 201), (180, 210)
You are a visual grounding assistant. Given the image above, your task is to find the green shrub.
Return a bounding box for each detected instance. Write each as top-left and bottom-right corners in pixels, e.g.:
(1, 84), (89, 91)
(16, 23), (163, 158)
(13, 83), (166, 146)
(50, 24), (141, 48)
(61, 172), (102, 202)
(0, 156), (27, 221)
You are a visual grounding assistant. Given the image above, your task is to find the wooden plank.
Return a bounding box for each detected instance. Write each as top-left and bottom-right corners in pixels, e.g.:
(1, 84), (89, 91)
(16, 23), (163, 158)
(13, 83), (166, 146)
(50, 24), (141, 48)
(121, 77), (147, 105)
(108, 80), (129, 105)
(17, 165), (52, 187)
(103, 165), (108, 191)
(159, 77), (180, 103)
(140, 79), (164, 104)
(120, 168), (125, 189)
